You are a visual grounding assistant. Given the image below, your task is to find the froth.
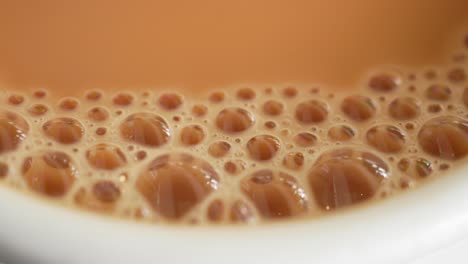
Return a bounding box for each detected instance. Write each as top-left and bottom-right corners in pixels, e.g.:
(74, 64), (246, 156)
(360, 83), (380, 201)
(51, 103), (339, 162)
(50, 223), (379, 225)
(0, 33), (467, 226)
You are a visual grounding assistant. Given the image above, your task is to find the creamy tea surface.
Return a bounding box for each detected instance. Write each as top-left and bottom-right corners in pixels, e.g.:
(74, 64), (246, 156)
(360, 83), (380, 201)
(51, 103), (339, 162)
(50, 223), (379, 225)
(0, 0), (467, 224)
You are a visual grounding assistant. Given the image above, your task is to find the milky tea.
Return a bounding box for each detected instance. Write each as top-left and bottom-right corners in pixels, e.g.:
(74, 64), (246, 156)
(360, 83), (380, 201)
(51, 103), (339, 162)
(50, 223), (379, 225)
(0, 0), (467, 225)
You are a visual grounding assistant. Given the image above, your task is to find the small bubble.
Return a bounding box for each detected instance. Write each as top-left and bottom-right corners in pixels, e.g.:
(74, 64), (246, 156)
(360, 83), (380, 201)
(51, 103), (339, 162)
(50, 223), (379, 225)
(366, 125), (405, 153)
(208, 141), (231, 158)
(59, 98), (79, 111)
(93, 181), (121, 203)
(263, 100), (284, 116)
(158, 93), (183, 110)
(426, 84), (451, 101)
(173, 116), (181, 122)
(8, 94), (24, 105)
(328, 125), (355, 141)
(85, 90), (102, 101)
(216, 108), (254, 133)
(264, 121), (276, 129)
(113, 93), (133, 106)
(405, 123), (415, 130)
(207, 199), (224, 222)
(120, 113), (170, 147)
(368, 73), (400, 92)
(295, 100), (328, 123)
(33, 90), (47, 99)
(388, 97), (421, 120)
(191, 104), (207, 117)
(247, 135), (280, 161)
(439, 163), (450, 170)
(418, 116), (468, 160)
(28, 104), (49, 116)
(88, 107), (109, 122)
(180, 125), (205, 146)
(283, 152), (304, 170)
(95, 127), (107, 136)
(236, 87), (256, 100)
(43, 117), (84, 144)
(294, 132), (317, 147)
(136, 151), (147, 161)
(230, 200), (255, 223)
(282, 87), (298, 98)
(341, 95), (376, 122)
(209, 92), (225, 103)
(427, 104), (442, 113)
(86, 144), (127, 170)
(447, 67), (466, 83)
(264, 87), (273, 94)
(224, 160), (246, 175)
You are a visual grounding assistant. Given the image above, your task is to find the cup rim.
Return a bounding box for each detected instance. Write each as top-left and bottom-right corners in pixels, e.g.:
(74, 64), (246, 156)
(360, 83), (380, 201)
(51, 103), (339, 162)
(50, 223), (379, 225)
(1, 165), (468, 264)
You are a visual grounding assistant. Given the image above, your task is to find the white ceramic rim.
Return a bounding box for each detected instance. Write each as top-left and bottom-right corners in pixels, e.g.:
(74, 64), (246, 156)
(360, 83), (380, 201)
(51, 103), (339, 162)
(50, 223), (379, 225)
(1, 166), (468, 264)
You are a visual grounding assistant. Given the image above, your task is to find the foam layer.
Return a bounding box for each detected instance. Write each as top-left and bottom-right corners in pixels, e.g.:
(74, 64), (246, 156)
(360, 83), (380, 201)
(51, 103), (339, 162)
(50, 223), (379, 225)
(0, 33), (467, 226)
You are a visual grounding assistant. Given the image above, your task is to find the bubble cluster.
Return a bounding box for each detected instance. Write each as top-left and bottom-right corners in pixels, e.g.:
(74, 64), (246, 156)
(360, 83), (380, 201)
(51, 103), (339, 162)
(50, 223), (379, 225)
(0, 31), (467, 226)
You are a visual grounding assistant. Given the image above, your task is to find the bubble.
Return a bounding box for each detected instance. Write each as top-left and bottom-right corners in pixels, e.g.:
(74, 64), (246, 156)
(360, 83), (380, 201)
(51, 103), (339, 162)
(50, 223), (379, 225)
(215, 107), (254, 133)
(366, 125), (405, 153)
(191, 104), (207, 117)
(424, 70), (437, 80)
(388, 97), (421, 120)
(33, 90), (47, 99)
(294, 132), (317, 147)
(341, 95), (376, 122)
(328, 125), (355, 141)
(158, 93), (183, 110)
(0, 111), (29, 154)
(264, 121), (276, 129)
(43, 117), (84, 144)
(439, 163), (450, 170)
(22, 152), (77, 197)
(463, 87), (468, 107)
(111, 93), (133, 106)
(59, 98), (79, 111)
(180, 125), (205, 146)
(236, 87), (256, 100)
(427, 104), (442, 113)
(405, 123), (415, 130)
(208, 141), (231, 158)
(224, 160), (246, 175)
(447, 67), (466, 83)
(136, 153), (219, 220)
(247, 135), (280, 161)
(95, 127), (107, 136)
(136, 151), (147, 161)
(282, 87), (298, 98)
(308, 148), (389, 210)
(283, 152), (304, 170)
(8, 94), (24, 105)
(209, 92), (225, 103)
(86, 144), (127, 170)
(368, 73), (400, 92)
(426, 84), (451, 101)
(230, 200), (255, 223)
(241, 169), (308, 219)
(207, 199), (224, 222)
(120, 113), (170, 147)
(28, 104), (49, 116)
(263, 100), (284, 116)
(397, 157), (433, 179)
(0, 162), (8, 178)
(418, 116), (468, 160)
(85, 90), (102, 101)
(92, 181), (121, 203)
(88, 107), (109, 122)
(295, 100), (328, 124)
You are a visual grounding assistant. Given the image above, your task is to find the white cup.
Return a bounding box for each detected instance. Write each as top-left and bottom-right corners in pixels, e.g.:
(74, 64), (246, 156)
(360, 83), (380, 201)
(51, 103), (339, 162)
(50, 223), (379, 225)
(1, 165), (467, 264)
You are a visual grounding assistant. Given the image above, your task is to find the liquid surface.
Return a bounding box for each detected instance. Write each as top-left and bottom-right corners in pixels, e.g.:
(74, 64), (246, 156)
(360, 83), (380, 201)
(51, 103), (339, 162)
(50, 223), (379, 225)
(0, 1), (467, 225)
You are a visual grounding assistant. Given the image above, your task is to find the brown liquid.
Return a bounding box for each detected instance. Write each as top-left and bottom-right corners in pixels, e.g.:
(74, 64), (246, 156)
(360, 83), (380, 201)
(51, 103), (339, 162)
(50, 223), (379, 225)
(0, 1), (467, 225)
(0, 0), (468, 96)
